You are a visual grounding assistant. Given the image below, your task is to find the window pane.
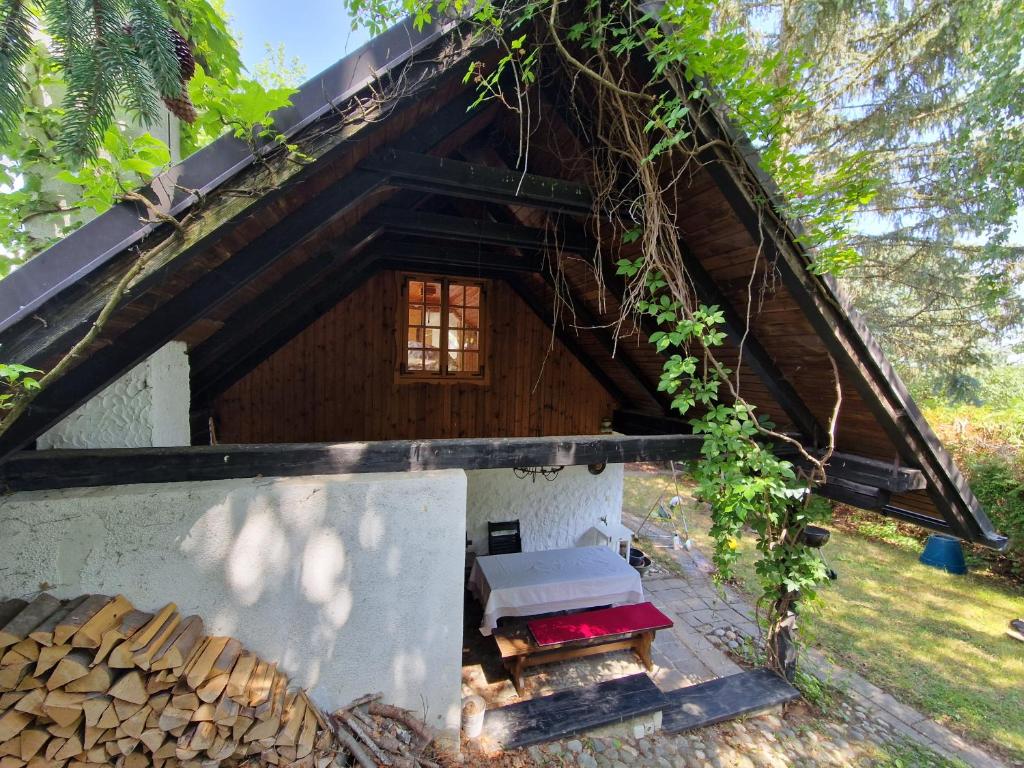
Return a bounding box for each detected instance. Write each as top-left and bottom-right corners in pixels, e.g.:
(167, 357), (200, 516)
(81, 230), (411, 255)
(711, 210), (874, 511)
(448, 310), (464, 329)
(465, 286), (481, 307)
(463, 330), (478, 350)
(408, 280), (424, 303)
(463, 351), (480, 373)
(408, 305), (423, 326)
(448, 329), (462, 352)
(425, 309), (441, 327)
(424, 350), (440, 371)
(448, 284), (464, 305)
(464, 308), (479, 329)
(424, 281), (442, 306)
(448, 350), (461, 372)
(425, 327), (441, 349)
(408, 327), (423, 344)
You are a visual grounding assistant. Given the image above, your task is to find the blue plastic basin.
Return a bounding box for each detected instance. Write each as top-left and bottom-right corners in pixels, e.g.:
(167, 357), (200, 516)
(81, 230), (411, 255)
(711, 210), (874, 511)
(919, 534), (968, 575)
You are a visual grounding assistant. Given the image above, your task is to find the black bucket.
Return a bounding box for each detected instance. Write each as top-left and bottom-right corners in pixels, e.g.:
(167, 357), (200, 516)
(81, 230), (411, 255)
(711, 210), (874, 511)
(628, 546), (647, 566)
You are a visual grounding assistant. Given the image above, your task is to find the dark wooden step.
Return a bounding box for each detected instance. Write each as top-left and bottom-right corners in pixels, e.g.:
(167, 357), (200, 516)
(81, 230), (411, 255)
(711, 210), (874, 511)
(482, 673), (669, 749)
(661, 668), (800, 734)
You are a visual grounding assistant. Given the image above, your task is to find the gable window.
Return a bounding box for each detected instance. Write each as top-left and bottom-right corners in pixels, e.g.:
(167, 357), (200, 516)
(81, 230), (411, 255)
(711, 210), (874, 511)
(401, 274), (485, 380)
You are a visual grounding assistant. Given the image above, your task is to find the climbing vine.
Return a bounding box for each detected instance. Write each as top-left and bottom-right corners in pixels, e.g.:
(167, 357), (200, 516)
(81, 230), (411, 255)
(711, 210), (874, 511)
(343, 0), (875, 674)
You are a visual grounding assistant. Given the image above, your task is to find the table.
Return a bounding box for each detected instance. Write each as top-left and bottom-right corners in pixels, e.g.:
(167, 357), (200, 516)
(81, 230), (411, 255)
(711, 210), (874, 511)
(467, 545), (644, 636)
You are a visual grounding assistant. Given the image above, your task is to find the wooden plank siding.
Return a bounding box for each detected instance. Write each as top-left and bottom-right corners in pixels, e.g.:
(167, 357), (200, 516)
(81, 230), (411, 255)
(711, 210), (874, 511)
(212, 271), (618, 442)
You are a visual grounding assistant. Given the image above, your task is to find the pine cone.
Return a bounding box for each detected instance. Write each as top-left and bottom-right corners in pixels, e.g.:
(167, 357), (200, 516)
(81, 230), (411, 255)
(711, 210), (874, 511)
(163, 93), (197, 123)
(169, 27), (196, 82)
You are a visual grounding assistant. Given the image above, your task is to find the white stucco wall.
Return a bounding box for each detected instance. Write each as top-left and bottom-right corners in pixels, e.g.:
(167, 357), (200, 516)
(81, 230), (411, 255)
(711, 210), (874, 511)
(465, 463), (625, 554)
(37, 341), (190, 449)
(0, 470), (467, 734)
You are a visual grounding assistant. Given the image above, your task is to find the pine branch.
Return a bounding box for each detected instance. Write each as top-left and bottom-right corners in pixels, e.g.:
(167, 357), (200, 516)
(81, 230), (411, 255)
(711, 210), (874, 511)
(0, 0), (34, 140)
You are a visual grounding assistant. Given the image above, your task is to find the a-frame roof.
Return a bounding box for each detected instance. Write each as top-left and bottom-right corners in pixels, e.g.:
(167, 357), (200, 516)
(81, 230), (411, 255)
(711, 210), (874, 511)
(0, 17), (1006, 550)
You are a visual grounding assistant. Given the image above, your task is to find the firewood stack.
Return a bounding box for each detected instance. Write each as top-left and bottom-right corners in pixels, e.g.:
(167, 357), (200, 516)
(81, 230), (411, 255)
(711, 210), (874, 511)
(0, 595), (437, 768)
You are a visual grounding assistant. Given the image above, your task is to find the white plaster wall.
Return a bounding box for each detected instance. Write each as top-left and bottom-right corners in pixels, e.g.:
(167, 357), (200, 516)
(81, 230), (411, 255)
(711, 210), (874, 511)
(37, 342), (190, 449)
(0, 470), (467, 734)
(465, 463), (625, 554)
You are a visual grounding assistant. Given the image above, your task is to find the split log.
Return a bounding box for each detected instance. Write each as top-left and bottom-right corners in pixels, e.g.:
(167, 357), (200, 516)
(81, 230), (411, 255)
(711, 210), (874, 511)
(53, 596), (112, 646)
(93, 611), (152, 667)
(185, 638), (228, 691)
(150, 617), (203, 673)
(0, 710), (31, 741)
(108, 672), (147, 705)
(64, 664), (113, 694)
(2, 640), (39, 664)
(17, 729), (47, 762)
(0, 662), (31, 690)
(45, 651), (94, 691)
(0, 602), (27, 630)
(0, 595), (62, 650)
(34, 645), (71, 677)
(28, 596), (85, 647)
(71, 596), (132, 650)
(224, 653), (255, 701)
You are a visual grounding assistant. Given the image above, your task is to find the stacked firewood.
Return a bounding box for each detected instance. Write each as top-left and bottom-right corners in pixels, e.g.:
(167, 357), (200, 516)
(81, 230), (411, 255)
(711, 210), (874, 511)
(0, 595), (436, 768)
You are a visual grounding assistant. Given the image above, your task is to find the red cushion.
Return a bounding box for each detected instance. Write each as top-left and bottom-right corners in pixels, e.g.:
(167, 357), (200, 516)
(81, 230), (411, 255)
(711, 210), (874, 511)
(528, 602), (674, 646)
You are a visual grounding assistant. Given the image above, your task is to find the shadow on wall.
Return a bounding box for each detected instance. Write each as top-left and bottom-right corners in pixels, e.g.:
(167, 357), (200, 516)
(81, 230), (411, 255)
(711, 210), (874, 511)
(0, 469), (467, 731)
(465, 464), (626, 555)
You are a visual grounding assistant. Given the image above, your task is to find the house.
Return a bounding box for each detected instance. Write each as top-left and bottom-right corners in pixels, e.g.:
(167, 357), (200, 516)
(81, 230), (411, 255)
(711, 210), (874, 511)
(0, 14), (1006, 739)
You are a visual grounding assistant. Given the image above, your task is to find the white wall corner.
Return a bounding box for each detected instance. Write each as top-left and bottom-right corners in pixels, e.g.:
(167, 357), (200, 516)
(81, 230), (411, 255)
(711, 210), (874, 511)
(37, 341), (191, 449)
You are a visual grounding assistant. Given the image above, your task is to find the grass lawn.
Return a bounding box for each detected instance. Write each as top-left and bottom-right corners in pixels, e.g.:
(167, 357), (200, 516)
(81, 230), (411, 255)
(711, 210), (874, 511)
(622, 471), (1024, 764)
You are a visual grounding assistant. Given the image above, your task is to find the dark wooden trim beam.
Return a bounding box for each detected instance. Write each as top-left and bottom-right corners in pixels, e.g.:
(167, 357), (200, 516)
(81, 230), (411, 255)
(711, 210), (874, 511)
(0, 434), (704, 492)
(878, 505), (954, 535)
(612, 409), (689, 435)
(815, 478), (891, 511)
(795, 450), (926, 493)
(366, 208), (589, 252)
(361, 149), (593, 214)
(375, 240), (544, 273)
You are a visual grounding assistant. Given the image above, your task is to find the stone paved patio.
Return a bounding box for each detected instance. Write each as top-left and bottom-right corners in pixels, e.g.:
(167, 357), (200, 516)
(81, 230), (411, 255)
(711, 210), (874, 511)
(462, 513), (1012, 768)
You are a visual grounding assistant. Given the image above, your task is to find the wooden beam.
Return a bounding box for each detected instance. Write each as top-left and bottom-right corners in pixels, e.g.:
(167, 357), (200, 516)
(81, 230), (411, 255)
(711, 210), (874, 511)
(878, 505), (955, 535)
(361, 149), (594, 214)
(612, 409), (689, 435)
(375, 240), (544, 273)
(366, 208), (589, 252)
(791, 450), (926, 493)
(815, 478), (891, 511)
(0, 435), (704, 491)
(0, 89), (490, 461)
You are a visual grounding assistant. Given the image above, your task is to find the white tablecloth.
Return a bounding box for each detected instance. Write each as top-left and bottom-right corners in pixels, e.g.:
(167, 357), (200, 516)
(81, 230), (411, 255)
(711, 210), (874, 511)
(468, 546), (644, 636)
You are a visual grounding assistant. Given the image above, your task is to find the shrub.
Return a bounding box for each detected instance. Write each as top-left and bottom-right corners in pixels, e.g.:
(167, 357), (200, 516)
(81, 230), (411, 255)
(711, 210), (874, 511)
(964, 455), (1024, 555)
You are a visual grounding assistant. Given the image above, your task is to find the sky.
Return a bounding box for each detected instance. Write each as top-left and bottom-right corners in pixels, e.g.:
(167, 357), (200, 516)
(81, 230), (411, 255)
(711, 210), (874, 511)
(222, 0), (370, 77)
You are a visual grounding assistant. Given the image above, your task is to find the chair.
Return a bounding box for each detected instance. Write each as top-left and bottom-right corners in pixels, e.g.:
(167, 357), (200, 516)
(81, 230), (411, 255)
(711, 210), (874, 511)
(488, 520), (522, 555)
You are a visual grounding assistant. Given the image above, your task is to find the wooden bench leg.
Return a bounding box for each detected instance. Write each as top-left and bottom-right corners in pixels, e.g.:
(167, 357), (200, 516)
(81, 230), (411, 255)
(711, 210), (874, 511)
(635, 630), (654, 671)
(505, 655), (528, 696)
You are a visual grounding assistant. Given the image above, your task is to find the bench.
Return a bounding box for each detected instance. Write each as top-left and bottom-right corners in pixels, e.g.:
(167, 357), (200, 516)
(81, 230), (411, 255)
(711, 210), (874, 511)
(493, 602), (674, 695)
